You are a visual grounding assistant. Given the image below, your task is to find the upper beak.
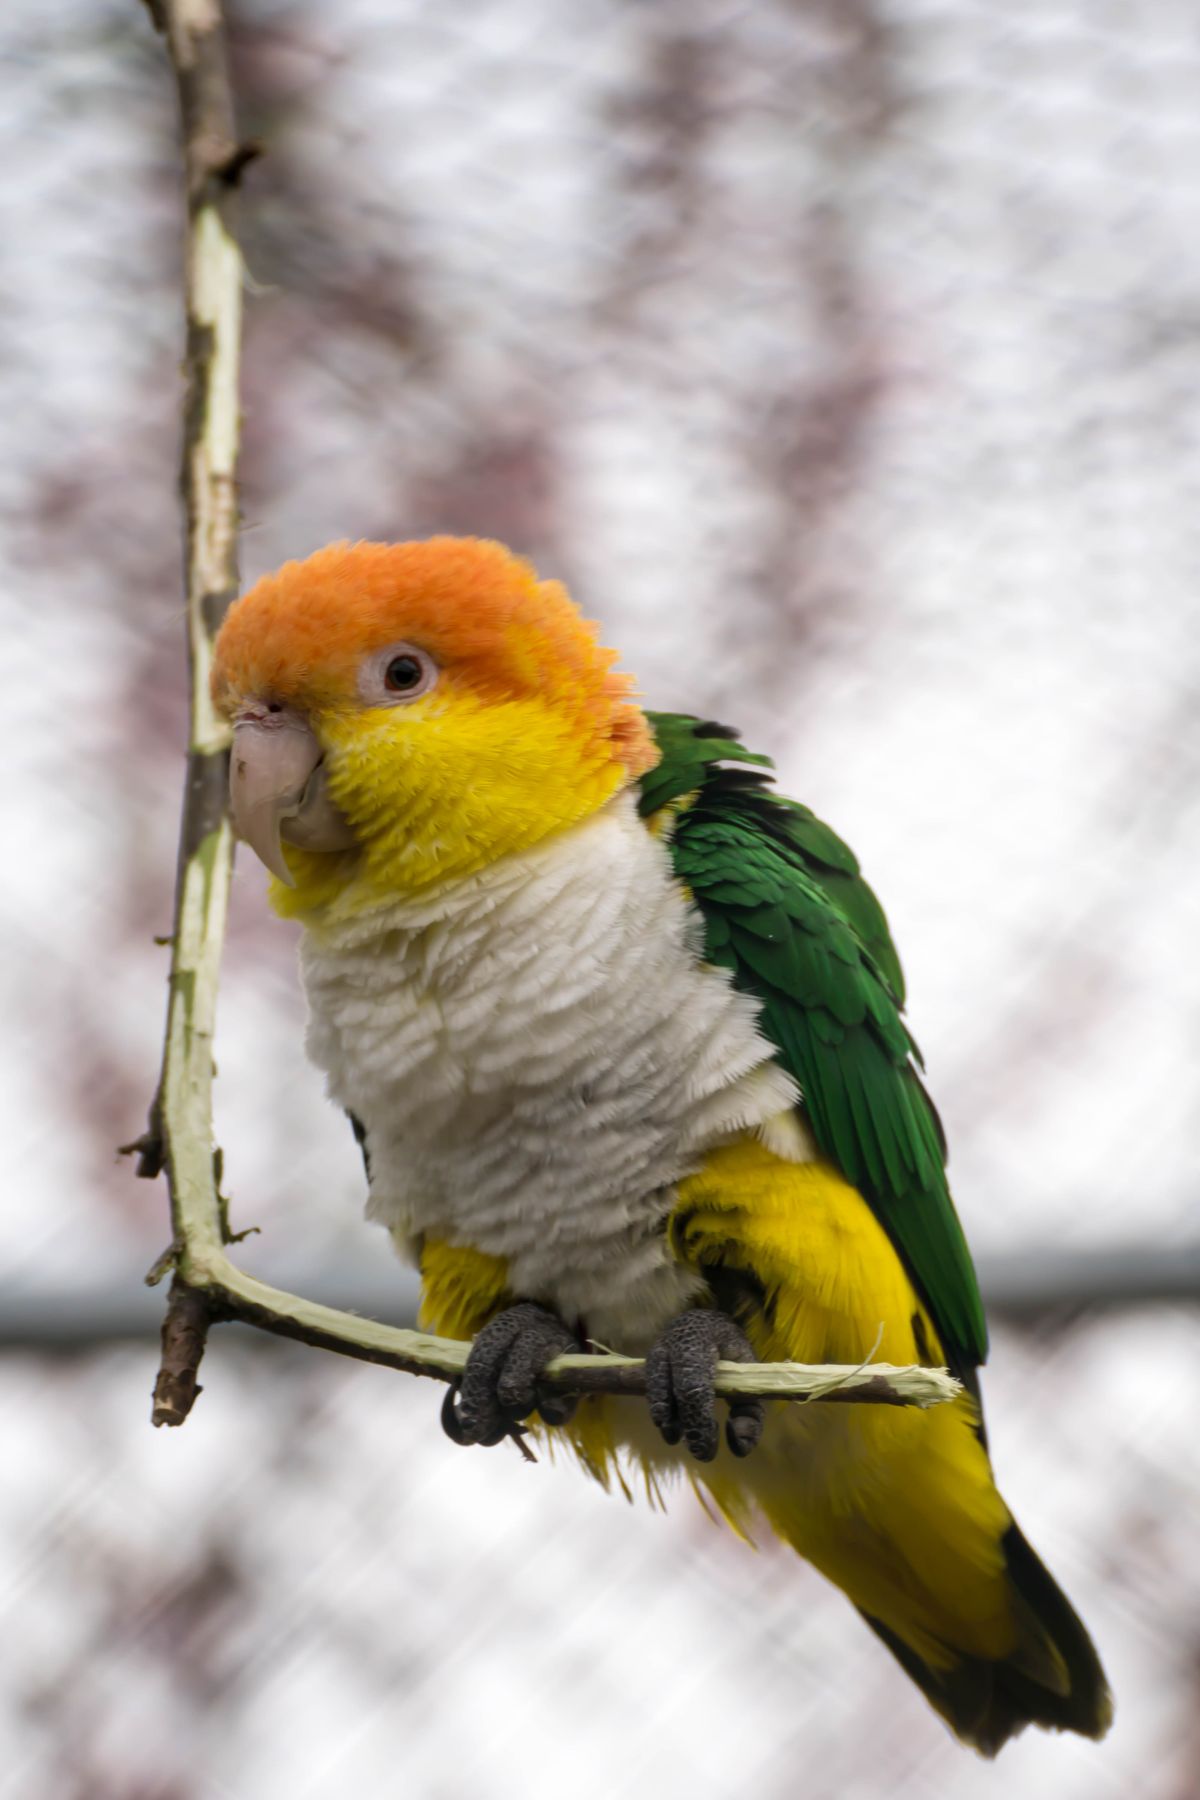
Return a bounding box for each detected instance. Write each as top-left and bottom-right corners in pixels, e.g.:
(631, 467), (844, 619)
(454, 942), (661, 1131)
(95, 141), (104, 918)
(230, 707), (356, 885)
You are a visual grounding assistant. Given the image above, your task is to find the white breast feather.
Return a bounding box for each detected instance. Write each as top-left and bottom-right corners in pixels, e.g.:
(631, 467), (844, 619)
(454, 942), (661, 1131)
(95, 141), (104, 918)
(300, 789), (813, 1347)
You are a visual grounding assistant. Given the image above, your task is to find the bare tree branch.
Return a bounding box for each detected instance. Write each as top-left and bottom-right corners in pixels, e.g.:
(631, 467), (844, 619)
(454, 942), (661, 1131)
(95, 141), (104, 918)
(166, 1256), (964, 1414)
(135, 0), (960, 1431)
(135, 0), (248, 1416)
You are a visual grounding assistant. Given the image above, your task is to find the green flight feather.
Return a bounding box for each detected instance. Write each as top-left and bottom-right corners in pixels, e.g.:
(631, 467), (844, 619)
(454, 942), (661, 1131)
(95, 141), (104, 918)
(640, 711), (988, 1371)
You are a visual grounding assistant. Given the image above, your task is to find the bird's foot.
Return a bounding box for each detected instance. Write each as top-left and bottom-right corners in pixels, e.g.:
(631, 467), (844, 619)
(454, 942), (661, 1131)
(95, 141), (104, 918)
(645, 1308), (764, 1462)
(441, 1301), (579, 1448)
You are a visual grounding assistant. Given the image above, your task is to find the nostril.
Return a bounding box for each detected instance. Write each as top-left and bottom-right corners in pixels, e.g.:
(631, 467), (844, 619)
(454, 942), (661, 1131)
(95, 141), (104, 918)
(267, 702), (282, 714)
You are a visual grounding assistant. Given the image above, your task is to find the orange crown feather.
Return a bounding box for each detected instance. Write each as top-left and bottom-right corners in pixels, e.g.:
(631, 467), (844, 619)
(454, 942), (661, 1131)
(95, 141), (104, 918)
(213, 536), (658, 780)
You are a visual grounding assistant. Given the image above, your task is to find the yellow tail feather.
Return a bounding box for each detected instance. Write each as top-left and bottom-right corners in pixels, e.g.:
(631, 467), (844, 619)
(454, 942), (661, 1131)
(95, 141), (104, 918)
(668, 1138), (1112, 1750)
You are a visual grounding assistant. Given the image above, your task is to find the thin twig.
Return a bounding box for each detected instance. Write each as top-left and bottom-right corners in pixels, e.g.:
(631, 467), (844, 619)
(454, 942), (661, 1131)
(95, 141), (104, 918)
(151, 1279), (214, 1426)
(156, 1261), (961, 1424)
(135, 0), (962, 1431)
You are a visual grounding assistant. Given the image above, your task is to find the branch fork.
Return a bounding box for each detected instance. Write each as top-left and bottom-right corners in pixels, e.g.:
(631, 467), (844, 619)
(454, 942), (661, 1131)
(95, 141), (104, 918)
(139, 0), (962, 1434)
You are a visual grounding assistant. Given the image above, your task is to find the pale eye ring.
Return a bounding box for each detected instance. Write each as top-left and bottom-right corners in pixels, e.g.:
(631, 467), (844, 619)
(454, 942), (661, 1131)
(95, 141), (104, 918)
(359, 641), (438, 705)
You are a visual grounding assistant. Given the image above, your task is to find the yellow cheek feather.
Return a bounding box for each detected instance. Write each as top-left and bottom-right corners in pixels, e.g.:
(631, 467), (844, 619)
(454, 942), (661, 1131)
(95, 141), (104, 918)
(270, 686), (630, 921)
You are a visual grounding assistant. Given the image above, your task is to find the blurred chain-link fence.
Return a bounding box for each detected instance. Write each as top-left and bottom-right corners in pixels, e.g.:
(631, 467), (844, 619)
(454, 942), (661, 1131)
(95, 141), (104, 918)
(3, 1), (1199, 1795)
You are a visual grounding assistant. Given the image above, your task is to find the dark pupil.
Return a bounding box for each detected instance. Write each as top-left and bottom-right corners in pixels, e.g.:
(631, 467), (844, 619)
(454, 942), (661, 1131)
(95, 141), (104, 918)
(385, 655), (422, 692)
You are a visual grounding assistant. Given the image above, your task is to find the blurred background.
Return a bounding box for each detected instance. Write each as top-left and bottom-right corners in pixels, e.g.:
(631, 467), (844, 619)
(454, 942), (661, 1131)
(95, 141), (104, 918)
(3, 0), (1199, 1794)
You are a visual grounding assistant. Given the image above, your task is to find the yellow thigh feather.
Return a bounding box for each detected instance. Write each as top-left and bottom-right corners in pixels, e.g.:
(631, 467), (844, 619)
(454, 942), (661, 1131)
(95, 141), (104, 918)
(668, 1138), (1017, 1666)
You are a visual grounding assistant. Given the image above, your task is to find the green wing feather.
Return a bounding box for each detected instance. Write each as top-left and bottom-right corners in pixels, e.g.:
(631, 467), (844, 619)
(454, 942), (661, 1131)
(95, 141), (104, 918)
(641, 712), (988, 1372)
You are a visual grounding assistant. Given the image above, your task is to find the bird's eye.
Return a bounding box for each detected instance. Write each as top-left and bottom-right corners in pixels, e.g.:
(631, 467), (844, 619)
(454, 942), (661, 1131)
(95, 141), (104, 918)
(359, 642), (438, 706)
(385, 655), (423, 692)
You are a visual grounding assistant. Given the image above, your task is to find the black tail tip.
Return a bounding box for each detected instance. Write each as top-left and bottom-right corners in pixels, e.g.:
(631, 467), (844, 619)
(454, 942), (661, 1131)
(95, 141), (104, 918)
(861, 1524), (1113, 1757)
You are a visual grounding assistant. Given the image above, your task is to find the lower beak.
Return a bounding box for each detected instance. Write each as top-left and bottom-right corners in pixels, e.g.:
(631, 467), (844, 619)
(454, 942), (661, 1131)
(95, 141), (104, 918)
(230, 709), (356, 885)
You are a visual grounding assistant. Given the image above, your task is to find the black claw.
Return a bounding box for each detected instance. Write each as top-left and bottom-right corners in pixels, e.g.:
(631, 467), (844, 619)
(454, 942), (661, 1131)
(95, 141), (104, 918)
(726, 1404), (765, 1458)
(645, 1308), (765, 1463)
(441, 1301), (577, 1449)
(441, 1383), (468, 1444)
(441, 1380), (507, 1446)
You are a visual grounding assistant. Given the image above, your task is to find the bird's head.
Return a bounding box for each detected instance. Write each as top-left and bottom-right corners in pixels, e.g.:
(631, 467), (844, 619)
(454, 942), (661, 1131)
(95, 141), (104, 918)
(211, 537), (657, 916)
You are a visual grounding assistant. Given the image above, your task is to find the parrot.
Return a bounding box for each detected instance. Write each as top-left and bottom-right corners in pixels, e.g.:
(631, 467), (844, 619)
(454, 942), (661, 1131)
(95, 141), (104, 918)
(211, 535), (1112, 1754)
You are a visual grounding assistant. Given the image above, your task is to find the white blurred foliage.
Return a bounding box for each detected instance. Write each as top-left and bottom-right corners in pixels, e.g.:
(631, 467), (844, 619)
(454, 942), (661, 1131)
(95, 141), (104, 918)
(2, 0), (1198, 1794)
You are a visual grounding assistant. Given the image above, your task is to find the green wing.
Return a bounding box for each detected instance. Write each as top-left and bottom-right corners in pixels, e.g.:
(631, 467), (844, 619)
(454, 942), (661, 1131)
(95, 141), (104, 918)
(641, 712), (988, 1372)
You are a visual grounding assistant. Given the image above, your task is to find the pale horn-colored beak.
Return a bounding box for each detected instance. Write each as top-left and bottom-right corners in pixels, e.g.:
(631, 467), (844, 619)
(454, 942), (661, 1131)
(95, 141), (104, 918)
(230, 706), (356, 885)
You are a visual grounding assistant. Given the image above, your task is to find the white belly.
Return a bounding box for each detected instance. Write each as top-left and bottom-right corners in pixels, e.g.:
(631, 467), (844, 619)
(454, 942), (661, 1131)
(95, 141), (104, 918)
(299, 790), (805, 1348)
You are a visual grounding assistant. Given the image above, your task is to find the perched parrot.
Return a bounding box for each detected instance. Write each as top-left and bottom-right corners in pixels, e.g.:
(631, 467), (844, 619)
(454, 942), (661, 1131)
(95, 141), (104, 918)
(212, 536), (1111, 1754)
